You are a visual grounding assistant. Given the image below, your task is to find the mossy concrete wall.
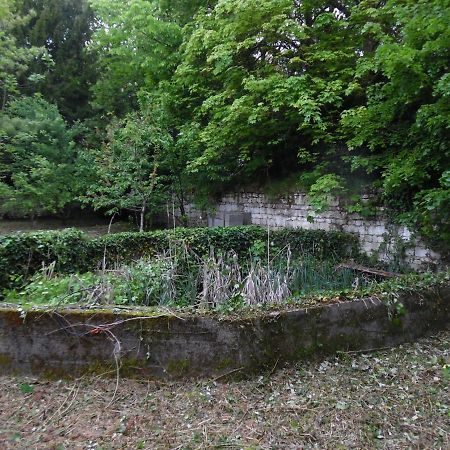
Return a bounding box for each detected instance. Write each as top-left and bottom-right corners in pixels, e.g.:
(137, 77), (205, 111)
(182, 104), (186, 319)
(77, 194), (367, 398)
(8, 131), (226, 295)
(0, 285), (449, 379)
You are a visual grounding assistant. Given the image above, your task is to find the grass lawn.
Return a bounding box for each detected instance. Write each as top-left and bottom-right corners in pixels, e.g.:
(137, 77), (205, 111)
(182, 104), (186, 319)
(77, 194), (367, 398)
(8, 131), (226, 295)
(0, 219), (132, 238)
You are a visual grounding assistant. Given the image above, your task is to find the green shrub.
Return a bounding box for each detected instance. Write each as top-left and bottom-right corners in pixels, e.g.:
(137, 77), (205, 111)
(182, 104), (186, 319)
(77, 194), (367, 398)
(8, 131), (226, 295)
(0, 229), (92, 290)
(0, 225), (360, 294)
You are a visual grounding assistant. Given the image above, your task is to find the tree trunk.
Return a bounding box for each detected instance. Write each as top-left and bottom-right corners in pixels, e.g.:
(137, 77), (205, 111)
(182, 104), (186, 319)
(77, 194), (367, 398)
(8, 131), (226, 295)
(139, 202), (146, 232)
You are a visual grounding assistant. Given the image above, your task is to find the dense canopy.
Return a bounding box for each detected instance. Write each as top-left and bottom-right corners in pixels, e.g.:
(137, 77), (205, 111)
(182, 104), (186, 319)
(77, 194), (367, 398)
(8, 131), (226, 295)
(0, 0), (449, 246)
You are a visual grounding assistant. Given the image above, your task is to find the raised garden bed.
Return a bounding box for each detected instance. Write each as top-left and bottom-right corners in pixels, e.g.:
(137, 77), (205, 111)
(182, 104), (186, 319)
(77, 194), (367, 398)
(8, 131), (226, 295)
(1, 281), (448, 379)
(1, 227), (448, 379)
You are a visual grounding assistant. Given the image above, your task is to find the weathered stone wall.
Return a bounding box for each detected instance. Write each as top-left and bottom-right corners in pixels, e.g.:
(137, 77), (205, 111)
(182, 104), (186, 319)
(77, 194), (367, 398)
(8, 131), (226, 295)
(178, 192), (441, 270)
(0, 285), (449, 379)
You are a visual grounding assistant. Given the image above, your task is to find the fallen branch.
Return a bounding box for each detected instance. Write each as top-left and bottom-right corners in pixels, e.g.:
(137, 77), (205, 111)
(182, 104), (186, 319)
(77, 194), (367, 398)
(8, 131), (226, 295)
(211, 367), (244, 382)
(335, 262), (401, 278)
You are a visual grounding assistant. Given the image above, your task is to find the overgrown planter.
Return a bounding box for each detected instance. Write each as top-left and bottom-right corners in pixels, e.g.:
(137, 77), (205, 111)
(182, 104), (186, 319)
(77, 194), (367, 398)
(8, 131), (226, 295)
(0, 284), (449, 379)
(0, 226), (359, 292)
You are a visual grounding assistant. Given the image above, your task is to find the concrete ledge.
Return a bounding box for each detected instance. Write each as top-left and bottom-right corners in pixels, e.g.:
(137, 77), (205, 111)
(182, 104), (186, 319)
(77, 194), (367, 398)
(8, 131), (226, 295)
(0, 285), (449, 379)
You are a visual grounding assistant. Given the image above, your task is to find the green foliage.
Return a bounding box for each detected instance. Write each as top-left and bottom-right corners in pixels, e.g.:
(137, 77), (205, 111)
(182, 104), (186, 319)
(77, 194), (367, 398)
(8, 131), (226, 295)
(290, 257), (360, 297)
(0, 225), (360, 293)
(93, 225), (359, 267)
(0, 0), (49, 108)
(1, 0), (449, 249)
(0, 228), (91, 290)
(13, 0), (98, 121)
(407, 170), (450, 253)
(249, 239), (267, 260)
(4, 250), (366, 308)
(170, 0), (358, 194)
(88, 0), (205, 115)
(6, 271), (100, 305)
(80, 107), (172, 230)
(308, 174), (346, 213)
(19, 383), (34, 394)
(358, 269), (450, 303)
(5, 247), (448, 310)
(341, 0), (450, 243)
(5, 255), (198, 306)
(0, 95), (83, 217)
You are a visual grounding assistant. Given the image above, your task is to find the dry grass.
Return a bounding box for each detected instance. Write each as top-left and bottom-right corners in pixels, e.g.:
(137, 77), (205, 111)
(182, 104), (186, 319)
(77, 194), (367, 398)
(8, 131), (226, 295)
(0, 332), (449, 450)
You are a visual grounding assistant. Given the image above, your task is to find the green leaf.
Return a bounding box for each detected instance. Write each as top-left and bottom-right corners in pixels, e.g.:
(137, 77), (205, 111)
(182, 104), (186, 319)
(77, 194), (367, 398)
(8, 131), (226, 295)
(19, 383), (34, 394)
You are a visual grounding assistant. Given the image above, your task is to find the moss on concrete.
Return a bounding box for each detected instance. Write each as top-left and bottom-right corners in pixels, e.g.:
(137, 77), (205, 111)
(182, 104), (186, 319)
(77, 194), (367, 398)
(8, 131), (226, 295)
(0, 283), (448, 380)
(0, 353), (12, 368)
(167, 359), (190, 377)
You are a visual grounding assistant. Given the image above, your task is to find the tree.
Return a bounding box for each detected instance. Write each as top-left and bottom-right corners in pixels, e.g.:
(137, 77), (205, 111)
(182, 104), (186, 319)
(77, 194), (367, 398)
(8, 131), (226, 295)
(0, 95), (82, 218)
(88, 0), (209, 115)
(169, 0), (360, 196)
(341, 0), (450, 244)
(89, 0), (182, 116)
(81, 108), (172, 231)
(6, 0), (442, 246)
(0, 0), (49, 109)
(12, 0), (98, 121)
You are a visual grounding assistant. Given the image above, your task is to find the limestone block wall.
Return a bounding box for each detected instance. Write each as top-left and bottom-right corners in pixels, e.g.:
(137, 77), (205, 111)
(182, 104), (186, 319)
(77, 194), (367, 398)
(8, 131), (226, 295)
(178, 192), (442, 270)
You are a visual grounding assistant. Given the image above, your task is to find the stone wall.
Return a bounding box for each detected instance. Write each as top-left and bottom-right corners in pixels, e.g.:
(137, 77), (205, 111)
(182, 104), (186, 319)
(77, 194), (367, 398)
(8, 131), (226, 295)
(1, 285), (448, 379)
(178, 192), (441, 270)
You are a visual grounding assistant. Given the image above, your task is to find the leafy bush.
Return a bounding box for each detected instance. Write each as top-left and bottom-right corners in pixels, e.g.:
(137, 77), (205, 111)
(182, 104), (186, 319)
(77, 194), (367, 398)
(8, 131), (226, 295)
(0, 229), (92, 290)
(5, 272), (100, 306)
(0, 226), (360, 294)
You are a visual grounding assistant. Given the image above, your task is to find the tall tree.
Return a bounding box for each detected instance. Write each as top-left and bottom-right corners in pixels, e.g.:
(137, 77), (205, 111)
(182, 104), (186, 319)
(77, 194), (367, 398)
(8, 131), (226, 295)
(0, 0), (48, 109)
(89, 0), (210, 115)
(170, 0), (360, 196)
(81, 106), (173, 231)
(341, 0), (450, 245)
(0, 95), (83, 218)
(13, 0), (98, 121)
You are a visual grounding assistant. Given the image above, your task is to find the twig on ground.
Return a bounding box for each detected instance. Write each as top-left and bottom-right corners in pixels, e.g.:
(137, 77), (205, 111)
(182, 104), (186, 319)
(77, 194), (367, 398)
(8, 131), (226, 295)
(211, 367), (244, 382)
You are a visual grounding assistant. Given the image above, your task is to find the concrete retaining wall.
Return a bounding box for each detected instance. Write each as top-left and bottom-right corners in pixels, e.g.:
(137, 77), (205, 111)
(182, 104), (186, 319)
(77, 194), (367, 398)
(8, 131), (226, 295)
(176, 192), (442, 270)
(1, 285), (448, 379)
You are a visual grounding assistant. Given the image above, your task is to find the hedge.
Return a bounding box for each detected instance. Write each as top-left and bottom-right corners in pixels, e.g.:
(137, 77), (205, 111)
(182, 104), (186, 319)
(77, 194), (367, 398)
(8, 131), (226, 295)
(0, 226), (360, 292)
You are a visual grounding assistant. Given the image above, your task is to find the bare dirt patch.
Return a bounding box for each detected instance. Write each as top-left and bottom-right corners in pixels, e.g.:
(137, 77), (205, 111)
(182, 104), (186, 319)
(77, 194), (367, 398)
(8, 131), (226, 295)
(0, 332), (449, 449)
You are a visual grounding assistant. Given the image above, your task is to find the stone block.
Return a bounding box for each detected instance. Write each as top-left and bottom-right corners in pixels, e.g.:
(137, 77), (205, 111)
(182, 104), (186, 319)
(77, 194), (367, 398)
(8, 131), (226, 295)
(318, 222), (331, 231)
(414, 247), (430, 259)
(361, 241), (380, 254)
(368, 225), (386, 236)
(343, 224), (360, 234)
(208, 216), (225, 228)
(224, 212), (252, 227)
(293, 195), (306, 206)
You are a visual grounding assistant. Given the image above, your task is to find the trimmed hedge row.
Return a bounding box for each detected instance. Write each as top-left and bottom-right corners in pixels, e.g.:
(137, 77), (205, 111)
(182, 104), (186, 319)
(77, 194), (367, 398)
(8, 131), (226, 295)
(0, 229), (91, 290)
(0, 226), (360, 291)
